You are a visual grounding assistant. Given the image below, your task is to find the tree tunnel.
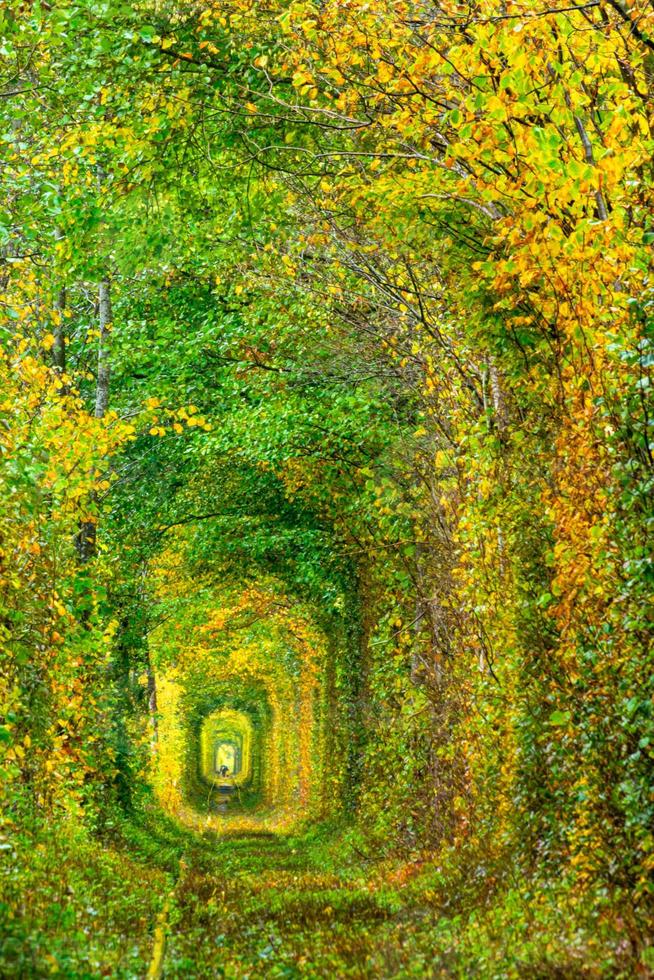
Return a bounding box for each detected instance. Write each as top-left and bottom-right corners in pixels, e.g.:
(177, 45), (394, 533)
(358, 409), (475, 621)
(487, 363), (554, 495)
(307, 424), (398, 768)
(201, 709), (252, 786)
(182, 682), (272, 813)
(149, 566), (349, 835)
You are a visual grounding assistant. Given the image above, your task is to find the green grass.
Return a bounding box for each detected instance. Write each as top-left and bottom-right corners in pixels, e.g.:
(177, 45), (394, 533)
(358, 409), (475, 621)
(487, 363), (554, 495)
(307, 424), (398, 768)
(2, 807), (651, 978)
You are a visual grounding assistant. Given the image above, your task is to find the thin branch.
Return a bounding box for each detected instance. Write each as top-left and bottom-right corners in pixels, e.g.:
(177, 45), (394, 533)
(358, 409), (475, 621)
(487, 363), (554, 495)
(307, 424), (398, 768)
(604, 0), (654, 51)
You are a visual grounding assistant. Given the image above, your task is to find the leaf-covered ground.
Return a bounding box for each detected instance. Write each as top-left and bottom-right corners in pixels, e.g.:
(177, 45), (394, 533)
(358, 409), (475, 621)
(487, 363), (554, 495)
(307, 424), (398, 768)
(2, 813), (648, 978)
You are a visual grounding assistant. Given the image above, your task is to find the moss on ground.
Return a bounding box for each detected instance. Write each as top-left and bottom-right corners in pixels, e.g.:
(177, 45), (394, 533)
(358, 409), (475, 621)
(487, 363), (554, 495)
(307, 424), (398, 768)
(3, 813), (651, 978)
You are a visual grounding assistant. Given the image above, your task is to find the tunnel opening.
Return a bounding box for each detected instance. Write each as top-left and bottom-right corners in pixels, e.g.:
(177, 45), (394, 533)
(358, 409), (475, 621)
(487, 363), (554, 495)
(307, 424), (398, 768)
(182, 686), (271, 817)
(200, 709), (253, 786)
(150, 577), (345, 835)
(214, 741), (239, 777)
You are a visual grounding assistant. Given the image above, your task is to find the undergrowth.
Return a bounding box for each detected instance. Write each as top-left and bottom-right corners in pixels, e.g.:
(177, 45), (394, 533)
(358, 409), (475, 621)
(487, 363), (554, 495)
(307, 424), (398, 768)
(2, 807), (651, 978)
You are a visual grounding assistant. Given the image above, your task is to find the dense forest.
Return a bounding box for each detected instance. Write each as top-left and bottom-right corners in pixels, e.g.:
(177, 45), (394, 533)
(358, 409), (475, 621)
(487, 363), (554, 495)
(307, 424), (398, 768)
(1, 0), (654, 976)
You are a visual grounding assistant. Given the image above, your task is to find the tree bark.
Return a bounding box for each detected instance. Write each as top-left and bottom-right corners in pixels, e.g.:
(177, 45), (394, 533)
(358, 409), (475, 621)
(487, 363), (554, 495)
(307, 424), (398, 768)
(488, 357), (509, 434)
(76, 277), (112, 564)
(53, 285), (66, 374)
(52, 229), (67, 378)
(95, 278), (111, 419)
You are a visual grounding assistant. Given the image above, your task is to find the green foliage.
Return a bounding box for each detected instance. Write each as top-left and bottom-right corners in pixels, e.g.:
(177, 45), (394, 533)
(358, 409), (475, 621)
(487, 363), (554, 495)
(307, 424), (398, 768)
(2, 0), (654, 974)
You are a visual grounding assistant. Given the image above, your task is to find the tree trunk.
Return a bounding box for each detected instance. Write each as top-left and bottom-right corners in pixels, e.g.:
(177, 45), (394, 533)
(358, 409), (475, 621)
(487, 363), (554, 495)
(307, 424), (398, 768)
(76, 277), (112, 564)
(147, 662), (159, 750)
(488, 356), (509, 434)
(52, 229), (67, 379)
(53, 284), (66, 374)
(95, 278), (111, 419)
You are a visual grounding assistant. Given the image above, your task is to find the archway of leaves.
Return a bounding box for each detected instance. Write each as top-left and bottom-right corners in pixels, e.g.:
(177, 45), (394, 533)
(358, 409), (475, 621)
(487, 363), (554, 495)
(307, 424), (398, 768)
(150, 543), (331, 835)
(200, 709), (254, 788)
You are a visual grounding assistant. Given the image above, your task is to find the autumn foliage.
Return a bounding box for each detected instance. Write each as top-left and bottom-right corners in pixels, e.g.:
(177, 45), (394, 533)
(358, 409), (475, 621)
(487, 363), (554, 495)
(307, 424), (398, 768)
(1, 0), (654, 975)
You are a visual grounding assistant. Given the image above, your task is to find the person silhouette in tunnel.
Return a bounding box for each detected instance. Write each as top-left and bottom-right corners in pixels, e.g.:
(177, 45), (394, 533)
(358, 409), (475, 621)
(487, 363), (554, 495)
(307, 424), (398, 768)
(219, 764), (229, 777)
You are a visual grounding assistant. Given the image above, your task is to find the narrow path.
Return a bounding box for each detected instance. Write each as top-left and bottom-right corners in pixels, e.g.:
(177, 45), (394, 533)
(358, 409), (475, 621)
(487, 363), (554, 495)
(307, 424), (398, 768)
(145, 898), (169, 980)
(138, 824), (438, 979)
(146, 858), (184, 980)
